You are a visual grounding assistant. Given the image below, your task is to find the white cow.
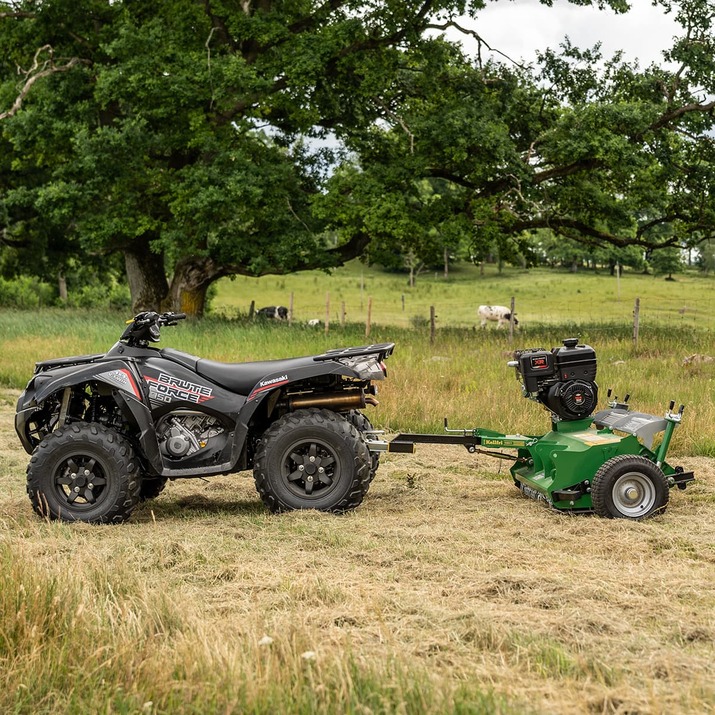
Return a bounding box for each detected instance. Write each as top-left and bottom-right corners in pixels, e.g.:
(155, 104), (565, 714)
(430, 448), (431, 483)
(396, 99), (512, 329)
(478, 305), (518, 328)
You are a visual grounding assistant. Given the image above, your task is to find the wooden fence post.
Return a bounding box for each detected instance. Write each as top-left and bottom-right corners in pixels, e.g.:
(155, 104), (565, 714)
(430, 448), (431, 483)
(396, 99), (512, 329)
(288, 292), (294, 325)
(325, 292), (330, 335)
(365, 297), (372, 338)
(633, 297), (640, 350)
(341, 301), (346, 327)
(509, 296), (516, 343)
(430, 306), (436, 344)
(248, 300), (255, 320)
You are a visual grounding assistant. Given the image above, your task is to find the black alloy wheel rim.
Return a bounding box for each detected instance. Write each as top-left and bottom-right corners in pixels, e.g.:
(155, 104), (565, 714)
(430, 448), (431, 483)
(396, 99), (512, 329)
(53, 454), (109, 510)
(281, 439), (340, 499)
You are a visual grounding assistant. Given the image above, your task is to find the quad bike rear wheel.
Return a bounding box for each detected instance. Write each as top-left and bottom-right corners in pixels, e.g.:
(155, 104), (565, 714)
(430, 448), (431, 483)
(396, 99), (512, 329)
(346, 410), (380, 486)
(253, 408), (370, 513)
(591, 455), (669, 520)
(26, 422), (142, 524)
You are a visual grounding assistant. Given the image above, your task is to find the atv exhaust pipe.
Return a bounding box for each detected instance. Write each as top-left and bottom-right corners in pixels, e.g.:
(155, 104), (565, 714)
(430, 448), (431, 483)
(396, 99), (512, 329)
(288, 391), (378, 411)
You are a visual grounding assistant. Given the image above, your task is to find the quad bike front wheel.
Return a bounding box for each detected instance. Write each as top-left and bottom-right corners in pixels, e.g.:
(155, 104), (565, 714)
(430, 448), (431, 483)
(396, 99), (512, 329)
(591, 455), (669, 520)
(253, 408), (371, 513)
(26, 422), (142, 524)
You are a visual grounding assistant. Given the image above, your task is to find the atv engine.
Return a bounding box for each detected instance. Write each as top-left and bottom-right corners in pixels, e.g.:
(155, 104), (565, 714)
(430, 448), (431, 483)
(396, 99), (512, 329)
(156, 411), (224, 459)
(511, 338), (598, 420)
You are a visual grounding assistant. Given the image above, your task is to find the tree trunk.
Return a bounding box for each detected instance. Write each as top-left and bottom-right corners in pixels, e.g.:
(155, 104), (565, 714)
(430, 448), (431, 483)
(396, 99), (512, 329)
(443, 247), (448, 280)
(168, 257), (223, 317)
(124, 237), (169, 313)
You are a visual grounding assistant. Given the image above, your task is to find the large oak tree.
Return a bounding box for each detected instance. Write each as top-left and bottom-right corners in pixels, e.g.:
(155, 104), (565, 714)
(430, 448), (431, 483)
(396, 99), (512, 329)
(2, 0), (712, 312)
(318, 0), (715, 270)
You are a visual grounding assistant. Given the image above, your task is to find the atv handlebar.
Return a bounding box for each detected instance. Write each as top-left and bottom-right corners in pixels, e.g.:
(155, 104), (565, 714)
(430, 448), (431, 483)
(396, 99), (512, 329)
(120, 311), (187, 347)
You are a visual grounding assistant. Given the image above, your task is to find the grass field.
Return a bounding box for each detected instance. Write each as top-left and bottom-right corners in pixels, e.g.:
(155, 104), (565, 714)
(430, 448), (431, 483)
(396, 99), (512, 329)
(213, 262), (715, 331)
(2, 391), (715, 714)
(1, 307), (714, 455)
(1, 264), (715, 713)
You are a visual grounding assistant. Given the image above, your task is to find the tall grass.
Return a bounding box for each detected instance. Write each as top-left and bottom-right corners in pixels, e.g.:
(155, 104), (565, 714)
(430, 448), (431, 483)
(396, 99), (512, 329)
(1, 310), (713, 455)
(2, 278), (715, 713)
(0, 526), (516, 715)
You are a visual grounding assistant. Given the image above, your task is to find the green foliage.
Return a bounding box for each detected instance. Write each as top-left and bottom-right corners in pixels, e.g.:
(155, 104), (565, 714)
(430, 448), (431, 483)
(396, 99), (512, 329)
(698, 240), (715, 274)
(0, 272), (130, 310)
(64, 279), (131, 310)
(649, 246), (684, 279)
(320, 9), (715, 267)
(1, 0), (714, 313)
(0, 275), (54, 308)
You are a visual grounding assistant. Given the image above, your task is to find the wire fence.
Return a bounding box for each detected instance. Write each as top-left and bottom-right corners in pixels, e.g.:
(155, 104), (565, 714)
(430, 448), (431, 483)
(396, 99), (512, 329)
(221, 292), (715, 345)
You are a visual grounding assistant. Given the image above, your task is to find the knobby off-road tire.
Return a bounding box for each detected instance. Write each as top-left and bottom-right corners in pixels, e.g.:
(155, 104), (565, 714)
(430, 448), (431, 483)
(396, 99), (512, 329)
(26, 422), (142, 524)
(346, 409), (380, 486)
(591, 454), (669, 520)
(253, 408), (371, 514)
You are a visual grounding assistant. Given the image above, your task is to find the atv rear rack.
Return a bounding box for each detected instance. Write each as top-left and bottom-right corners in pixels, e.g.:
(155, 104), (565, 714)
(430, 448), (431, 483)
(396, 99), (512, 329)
(314, 343), (395, 361)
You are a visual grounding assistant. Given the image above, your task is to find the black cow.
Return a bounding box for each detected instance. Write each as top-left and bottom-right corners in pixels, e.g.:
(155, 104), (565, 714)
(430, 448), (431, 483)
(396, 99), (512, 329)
(256, 305), (289, 320)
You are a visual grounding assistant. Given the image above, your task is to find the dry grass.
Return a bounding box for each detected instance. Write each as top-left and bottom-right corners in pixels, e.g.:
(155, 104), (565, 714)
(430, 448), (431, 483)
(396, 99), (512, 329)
(2, 388), (715, 714)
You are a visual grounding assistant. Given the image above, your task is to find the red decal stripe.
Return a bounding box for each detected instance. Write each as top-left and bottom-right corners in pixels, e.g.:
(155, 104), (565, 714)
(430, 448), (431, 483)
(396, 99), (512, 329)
(248, 378), (289, 401)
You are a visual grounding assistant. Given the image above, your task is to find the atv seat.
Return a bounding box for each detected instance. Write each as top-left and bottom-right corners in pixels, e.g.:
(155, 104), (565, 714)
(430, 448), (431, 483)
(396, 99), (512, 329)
(195, 355), (316, 395)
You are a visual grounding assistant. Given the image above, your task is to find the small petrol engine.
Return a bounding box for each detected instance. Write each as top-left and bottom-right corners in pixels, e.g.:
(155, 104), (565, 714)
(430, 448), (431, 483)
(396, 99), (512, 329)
(511, 338), (598, 420)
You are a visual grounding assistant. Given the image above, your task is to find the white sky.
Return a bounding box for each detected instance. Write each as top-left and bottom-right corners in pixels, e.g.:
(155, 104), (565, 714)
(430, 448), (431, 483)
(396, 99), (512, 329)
(455, 0), (681, 68)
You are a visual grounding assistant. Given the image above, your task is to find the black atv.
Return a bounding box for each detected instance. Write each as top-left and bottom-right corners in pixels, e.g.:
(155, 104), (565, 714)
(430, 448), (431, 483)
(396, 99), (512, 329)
(15, 312), (393, 524)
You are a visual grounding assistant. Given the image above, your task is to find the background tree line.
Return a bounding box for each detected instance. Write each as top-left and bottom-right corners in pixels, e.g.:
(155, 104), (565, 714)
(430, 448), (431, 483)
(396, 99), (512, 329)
(1, 0), (714, 314)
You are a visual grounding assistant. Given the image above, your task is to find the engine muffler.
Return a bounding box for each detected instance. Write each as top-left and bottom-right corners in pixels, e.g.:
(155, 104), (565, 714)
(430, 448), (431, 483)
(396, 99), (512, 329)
(288, 391), (378, 411)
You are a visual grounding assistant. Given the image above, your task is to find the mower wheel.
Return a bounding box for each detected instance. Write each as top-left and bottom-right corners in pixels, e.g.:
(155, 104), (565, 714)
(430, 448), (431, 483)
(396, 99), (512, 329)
(253, 408), (371, 514)
(591, 455), (669, 520)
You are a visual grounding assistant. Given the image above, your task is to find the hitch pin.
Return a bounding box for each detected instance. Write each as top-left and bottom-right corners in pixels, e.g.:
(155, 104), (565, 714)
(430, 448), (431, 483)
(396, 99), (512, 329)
(443, 417), (470, 436)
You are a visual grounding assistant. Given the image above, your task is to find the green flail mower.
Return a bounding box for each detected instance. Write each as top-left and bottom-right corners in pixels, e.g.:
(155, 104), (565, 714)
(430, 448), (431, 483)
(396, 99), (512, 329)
(371, 338), (694, 520)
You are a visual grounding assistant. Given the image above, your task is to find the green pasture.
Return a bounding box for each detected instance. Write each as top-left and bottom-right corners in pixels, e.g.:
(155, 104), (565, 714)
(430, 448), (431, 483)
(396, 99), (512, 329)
(213, 262), (715, 331)
(1, 275), (714, 455)
(1, 267), (715, 714)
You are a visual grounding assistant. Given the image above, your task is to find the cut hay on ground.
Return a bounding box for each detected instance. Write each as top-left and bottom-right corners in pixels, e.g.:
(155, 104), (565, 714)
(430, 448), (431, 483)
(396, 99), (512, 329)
(1, 389), (714, 714)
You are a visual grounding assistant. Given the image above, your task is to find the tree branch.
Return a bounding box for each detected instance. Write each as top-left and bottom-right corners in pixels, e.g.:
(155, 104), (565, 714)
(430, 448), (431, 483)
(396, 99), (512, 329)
(424, 20), (525, 69)
(509, 215), (710, 250)
(649, 99), (715, 133)
(0, 46), (88, 121)
(1, 228), (29, 248)
(0, 10), (34, 19)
